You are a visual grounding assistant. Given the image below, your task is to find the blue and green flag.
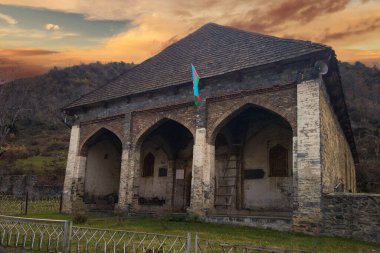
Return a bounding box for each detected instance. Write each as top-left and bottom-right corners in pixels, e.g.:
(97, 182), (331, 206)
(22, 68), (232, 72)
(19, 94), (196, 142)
(191, 64), (201, 106)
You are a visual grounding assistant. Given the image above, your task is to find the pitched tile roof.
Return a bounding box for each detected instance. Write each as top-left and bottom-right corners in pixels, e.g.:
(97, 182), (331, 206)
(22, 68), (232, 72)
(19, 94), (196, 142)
(66, 23), (330, 109)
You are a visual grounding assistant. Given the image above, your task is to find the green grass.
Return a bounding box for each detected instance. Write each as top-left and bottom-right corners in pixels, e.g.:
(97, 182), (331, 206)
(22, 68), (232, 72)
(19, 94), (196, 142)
(22, 212), (380, 253)
(14, 155), (65, 173)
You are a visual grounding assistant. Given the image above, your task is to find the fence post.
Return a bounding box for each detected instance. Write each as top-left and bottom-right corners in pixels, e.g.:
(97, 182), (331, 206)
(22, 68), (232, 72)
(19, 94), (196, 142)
(186, 233), (191, 253)
(63, 220), (68, 253)
(25, 192), (29, 215)
(67, 221), (72, 253)
(195, 233), (198, 253)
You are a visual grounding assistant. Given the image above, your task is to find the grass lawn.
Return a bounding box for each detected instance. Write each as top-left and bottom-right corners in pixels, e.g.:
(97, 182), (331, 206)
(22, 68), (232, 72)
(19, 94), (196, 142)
(22, 212), (380, 253)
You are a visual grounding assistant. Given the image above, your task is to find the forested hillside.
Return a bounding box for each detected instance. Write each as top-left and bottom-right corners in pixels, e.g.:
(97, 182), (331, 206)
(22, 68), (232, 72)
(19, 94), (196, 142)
(0, 62), (134, 177)
(339, 62), (380, 192)
(0, 61), (379, 192)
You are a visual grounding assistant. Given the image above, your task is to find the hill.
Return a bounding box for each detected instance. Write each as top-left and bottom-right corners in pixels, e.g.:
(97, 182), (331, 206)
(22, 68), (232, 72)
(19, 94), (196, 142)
(0, 61), (379, 192)
(0, 61), (134, 179)
(339, 62), (380, 192)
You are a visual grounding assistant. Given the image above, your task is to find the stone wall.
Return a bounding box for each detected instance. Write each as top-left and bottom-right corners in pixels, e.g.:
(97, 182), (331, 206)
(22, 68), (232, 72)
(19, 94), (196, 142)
(320, 84), (356, 193)
(322, 193), (380, 243)
(0, 174), (62, 197)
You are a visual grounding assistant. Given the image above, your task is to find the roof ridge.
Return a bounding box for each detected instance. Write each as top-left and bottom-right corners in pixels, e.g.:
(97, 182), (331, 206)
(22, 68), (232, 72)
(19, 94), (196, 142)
(201, 22), (329, 50)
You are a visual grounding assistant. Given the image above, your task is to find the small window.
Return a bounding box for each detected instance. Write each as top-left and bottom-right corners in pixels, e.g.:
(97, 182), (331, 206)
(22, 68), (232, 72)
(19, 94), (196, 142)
(142, 153), (155, 177)
(269, 144), (288, 177)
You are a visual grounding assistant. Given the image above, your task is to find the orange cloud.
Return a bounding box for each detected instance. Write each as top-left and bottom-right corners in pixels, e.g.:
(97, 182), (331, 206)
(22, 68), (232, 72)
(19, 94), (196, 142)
(228, 0), (350, 33)
(0, 48), (58, 56)
(320, 17), (380, 43)
(336, 49), (380, 66)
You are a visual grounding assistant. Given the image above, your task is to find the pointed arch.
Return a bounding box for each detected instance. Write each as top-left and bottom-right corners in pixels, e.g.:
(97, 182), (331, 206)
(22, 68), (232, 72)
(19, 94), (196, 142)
(80, 127), (122, 156)
(134, 117), (194, 150)
(142, 152), (155, 177)
(208, 103), (294, 144)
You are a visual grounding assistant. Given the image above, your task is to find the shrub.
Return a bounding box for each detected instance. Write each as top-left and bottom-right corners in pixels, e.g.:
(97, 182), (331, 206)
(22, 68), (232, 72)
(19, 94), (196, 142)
(72, 211), (88, 224)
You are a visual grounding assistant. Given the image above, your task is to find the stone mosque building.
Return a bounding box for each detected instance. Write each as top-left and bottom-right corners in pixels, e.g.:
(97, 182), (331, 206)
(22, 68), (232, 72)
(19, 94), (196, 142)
(62, 23), (377, 240)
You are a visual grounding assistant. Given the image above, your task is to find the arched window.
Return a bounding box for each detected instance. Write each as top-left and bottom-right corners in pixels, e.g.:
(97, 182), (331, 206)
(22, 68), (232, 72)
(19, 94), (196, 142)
(269, 144), (288, 177)
(142, 153), (155, 177)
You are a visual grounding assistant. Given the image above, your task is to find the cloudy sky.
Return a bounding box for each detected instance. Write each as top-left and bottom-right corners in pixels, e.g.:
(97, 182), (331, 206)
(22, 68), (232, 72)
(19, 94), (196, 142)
(1, 0), (380, 81)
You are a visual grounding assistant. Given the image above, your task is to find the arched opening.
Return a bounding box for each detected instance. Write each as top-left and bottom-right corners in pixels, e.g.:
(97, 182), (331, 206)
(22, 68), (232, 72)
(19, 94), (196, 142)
(142, 153), (155, 177)
(213, 105), (293, 216)
(137, 119), (194, 213)
(81, 128), (122, 211)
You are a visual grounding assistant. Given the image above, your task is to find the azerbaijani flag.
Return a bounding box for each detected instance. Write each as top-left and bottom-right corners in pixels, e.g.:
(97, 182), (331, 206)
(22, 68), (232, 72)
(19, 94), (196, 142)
(191, 64), (201, 106)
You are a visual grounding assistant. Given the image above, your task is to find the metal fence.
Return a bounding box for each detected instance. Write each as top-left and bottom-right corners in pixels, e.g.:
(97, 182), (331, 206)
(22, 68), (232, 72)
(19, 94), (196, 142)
(70, 227), (190, 253)
(0, 215), (70, 253)
(0, 215), (312, 253)
(0, 192), (62, 215)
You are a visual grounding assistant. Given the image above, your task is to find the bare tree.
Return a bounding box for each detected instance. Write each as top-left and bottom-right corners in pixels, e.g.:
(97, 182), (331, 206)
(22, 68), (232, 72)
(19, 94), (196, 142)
(0, 83), (30, 155)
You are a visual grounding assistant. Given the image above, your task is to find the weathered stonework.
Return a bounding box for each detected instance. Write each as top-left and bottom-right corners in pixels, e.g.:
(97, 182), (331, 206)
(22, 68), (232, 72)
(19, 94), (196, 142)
(322, 193), (380, 243)
(320, 85), (356, 193)
(62, 125), (80, 213)
(293, 80), (322, 234)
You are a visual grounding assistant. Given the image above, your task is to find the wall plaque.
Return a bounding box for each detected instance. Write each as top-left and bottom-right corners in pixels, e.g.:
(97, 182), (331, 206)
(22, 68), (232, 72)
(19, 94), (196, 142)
(176, 169), (185, 179)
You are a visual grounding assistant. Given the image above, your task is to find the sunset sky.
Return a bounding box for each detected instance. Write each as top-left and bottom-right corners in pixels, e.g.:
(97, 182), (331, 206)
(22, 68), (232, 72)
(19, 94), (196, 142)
(1, 0), (380, 82)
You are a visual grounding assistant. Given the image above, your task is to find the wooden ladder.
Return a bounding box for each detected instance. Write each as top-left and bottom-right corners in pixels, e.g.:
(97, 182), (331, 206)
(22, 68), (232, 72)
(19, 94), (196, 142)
(215, 153), (238, 209)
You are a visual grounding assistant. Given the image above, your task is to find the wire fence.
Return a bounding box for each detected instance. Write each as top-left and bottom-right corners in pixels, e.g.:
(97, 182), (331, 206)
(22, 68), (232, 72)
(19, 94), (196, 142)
(0, 215), (314, 253)
(0, 192), (62, 215)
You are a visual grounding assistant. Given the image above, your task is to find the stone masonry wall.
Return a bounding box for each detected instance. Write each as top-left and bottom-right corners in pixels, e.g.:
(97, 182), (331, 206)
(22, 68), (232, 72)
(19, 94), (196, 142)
(293, 79), (322, 234)
(322, 193), (380, 243)
(320, 84), (356, 193)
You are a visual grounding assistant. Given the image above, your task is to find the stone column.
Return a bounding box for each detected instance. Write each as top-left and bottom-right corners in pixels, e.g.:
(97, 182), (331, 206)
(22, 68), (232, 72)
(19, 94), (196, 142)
(117, 147), (131, 211)
(126, 144), (140, 213)
(117, 113), (136, 213)
(203, 142), (215, 212)
(190, 101), (215, 215)
(62, 124), (80, 213)
(293, 79), (323, 234)
(190, 128), (206, 215)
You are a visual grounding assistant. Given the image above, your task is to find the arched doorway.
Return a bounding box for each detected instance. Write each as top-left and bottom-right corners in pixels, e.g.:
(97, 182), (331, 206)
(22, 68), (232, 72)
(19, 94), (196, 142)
(137, 119), (194, 213)
(81, 128), (122, 211)
(213, 105), (293, 215)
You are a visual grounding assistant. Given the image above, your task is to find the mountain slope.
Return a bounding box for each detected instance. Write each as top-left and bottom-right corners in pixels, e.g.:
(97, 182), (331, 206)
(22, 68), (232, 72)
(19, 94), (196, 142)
(0, 62), (134, 176)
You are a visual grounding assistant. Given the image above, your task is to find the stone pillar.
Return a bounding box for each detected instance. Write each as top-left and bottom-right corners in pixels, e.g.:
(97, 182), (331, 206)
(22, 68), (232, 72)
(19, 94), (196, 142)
(62, 125), (80, 213)
(293, 79), (323, 234)
(126, 144), (140, 213)
(117, 113), (135, 212)
(203, 142), (215, 212)
(117, 147), (131, 211)
(190, 101), (215, 216)
(190, 128), (206, 215)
